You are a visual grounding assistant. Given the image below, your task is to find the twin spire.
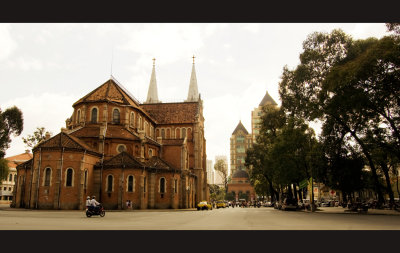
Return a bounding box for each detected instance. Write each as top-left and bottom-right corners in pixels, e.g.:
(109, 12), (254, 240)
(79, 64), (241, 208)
(145, 56), (199, 104)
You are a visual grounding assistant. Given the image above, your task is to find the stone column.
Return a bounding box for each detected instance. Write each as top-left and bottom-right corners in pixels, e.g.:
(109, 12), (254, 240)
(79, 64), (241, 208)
(139, 174), (145, 209)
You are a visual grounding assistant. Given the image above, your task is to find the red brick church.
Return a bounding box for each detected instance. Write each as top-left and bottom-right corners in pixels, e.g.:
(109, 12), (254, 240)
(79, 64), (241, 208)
(12, 59), (208, 210)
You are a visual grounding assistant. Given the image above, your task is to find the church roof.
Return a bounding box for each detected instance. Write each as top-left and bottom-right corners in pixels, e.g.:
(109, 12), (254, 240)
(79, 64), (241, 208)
(34, 132), (100, 155)
(70, 125), (140, 141)
(259, 91), (277, 106)
(73, 77), (141, 107)
(232, 170), (249, 179)
(141, 102), (200, 124)
(100, 151), (144, 168)
(186, 57), (199, 102)
(145, 156), (177, 170)
(232, 121), (249, 135)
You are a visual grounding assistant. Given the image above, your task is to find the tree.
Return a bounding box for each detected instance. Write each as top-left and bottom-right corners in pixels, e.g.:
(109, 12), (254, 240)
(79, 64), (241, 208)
(0, 158), (9, 181)
(22, 127), (52, 148)
(214, 159), (228, 191)
(0, 106), (23, 180)
(0, 106), (24, 159)
(277, 29), (400, 205)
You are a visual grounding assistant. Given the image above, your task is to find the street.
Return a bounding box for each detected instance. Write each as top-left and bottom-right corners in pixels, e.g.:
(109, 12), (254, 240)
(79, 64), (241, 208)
(1, 205), (400, 230)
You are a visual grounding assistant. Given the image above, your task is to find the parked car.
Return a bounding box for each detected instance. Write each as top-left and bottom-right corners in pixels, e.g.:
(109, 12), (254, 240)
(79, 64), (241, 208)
(263, 201), (273, 207)
(281, 198), (298, 211)
(216, 201), (226, 209)
(197, 201), (213, 210)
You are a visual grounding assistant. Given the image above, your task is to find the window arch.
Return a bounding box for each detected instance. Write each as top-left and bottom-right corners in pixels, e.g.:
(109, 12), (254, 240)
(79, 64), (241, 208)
(44, 167), (51, 186)
(91, 107), (98, 123)
(159, 177), (166, 193)
(13, 174), (17, 182)
(138, 116), (142, 130)
(66, 168), (74, 187)
(182, 128), (186, 139)
(148, 148), (153, 157)
(130, 112), (135, 127)
(161, 129), (165, 139)
(175, 128), (180, 139)
(8, 174), (12, 182)
(106, 175), (113, 192)
(127, 175), (135, 192)
(77, 109), (81, 124)
(145, 121), (149, 136)
(113, 108), (120, 124)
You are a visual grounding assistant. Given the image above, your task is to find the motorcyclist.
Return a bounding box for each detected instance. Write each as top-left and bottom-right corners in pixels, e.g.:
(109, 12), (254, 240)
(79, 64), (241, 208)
(90, 196), (100, 212)
(86, 196), (91, 210)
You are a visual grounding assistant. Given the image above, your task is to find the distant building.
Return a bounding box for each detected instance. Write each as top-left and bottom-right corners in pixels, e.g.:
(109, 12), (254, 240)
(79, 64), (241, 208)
(0, 151), (32, 204)
(227, 170), (256, 202)
(230, 121), (252, 177)
(206, 159), (214, 184)
(251, 91), (277, 143)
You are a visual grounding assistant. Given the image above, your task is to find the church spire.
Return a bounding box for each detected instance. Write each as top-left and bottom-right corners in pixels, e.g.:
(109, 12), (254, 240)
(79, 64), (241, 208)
(186, 55), (199, 102)
(145, 58), (160, 104)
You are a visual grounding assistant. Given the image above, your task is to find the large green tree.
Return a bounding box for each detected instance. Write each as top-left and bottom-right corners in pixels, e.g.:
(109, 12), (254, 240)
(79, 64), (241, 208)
(0, 106), (23, 181)
(278, 28), (400, 205)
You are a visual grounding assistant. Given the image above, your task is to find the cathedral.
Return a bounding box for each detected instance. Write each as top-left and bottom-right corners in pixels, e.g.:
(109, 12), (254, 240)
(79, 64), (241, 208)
(12, 58), (208, 210)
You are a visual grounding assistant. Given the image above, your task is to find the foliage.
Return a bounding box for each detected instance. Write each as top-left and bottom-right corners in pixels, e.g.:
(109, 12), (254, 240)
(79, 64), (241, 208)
(0, 106), (24, 159)
(0, 158), (9, 181)
(209, 184), (225, 201)
(22, 127), (52, 148)
(214, 158), (228, 191)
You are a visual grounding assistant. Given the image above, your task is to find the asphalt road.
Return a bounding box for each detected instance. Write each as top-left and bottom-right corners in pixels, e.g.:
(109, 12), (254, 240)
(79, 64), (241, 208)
(1, 206), (400, 230)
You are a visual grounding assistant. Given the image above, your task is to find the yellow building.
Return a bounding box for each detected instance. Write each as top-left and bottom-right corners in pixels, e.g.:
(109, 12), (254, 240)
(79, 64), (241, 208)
(251, 91), (277, 143)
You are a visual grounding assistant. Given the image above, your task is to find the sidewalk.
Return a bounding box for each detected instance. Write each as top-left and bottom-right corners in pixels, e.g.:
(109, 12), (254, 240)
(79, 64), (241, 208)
(307, 206), (400, 216)
(0, 204), (197, 212)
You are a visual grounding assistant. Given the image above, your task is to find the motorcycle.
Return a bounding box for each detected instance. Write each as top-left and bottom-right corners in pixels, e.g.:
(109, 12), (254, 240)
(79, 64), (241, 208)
(86, 204), (105, 217)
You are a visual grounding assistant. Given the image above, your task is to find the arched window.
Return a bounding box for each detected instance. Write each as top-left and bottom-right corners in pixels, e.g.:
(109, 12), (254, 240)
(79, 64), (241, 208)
(182, 128), (186, 139)
(77, 110), (81, 124)
(175, 128), (180, 139)
(113, 109), (120, 124)
(148, 148), (153, 157)
(107, 175), (113, 192)
(13, 174), (17, 182)
(130, 112), (135, 127)
(127, 175), (134, 192)
(160, 177), (166, 193)
(91, 108), (98, 123)
(145, 121), (149, 136)
(9, 174), (12, 182)
(161, 129), (165, 139)
(138, 116), (142, 130)
(66, 168), (73, 187)
(44, 168), (51, 186)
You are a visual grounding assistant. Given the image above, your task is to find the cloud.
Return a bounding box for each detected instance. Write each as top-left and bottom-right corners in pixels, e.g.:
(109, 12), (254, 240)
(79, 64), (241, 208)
(6, 57), (44, 71)
(1, 93), (76, 157)
(0, 24), (17, 61)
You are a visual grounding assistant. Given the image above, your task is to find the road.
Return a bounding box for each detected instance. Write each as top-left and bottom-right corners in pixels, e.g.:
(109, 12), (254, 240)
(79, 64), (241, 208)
(1, 206), (400, 230)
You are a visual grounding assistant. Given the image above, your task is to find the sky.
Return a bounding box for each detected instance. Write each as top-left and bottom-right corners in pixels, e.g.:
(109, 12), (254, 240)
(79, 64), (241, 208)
(0, 23), (389, 173)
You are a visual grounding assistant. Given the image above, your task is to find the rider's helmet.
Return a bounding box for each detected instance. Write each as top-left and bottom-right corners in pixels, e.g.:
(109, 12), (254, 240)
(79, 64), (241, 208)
(87, 196), (90, 199)
(92, 196), (96, 199)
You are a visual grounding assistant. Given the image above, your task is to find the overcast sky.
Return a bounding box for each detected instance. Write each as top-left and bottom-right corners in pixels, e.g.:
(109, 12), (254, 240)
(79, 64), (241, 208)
(0, 23), (389, 172)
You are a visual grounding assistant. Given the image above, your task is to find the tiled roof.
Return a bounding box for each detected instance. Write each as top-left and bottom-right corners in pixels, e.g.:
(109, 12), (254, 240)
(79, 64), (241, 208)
(5, 152), (33, 168)
(145, 156), (177, 170)
(34, 132), (99, 154)
(101, 151), (144, 168)
(70, 125), (140, 141)
(141, 102), (199, 124)
(73, 78), (141, 107)
(232, 121), (249, 135)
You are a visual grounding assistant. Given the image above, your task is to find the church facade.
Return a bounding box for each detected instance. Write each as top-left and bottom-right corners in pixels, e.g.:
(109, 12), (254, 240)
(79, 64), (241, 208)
(12, 59), (208, 210)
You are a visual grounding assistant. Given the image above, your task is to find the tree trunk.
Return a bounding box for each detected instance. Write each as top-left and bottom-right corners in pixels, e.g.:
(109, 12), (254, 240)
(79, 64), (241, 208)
(293, 183), (298, 202)
(381, 162), (395, 208)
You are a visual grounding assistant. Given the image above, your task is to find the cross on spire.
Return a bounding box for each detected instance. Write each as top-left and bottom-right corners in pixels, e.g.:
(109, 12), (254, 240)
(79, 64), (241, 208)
(152, 58), (156, 66)
(192, 55), (195, 64)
